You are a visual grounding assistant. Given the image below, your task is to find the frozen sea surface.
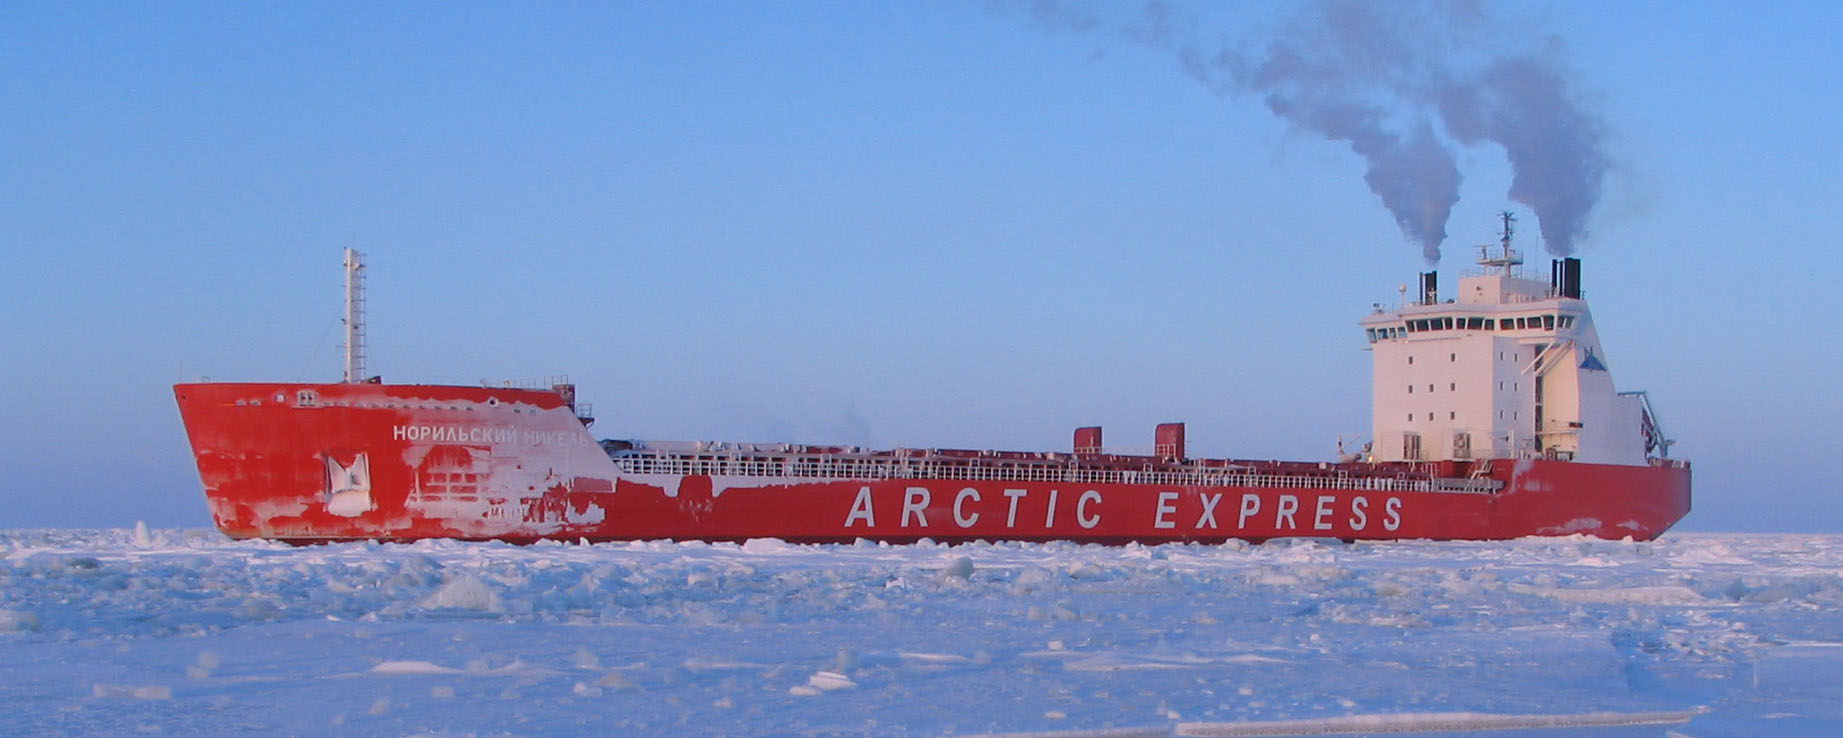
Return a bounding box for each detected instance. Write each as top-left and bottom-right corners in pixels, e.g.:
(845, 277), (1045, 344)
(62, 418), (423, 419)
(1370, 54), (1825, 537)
(4, 530), (1842, 737)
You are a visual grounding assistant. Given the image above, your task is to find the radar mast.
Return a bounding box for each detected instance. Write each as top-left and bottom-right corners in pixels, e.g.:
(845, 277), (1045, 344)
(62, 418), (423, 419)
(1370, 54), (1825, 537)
(1476, 211), (1523, 276)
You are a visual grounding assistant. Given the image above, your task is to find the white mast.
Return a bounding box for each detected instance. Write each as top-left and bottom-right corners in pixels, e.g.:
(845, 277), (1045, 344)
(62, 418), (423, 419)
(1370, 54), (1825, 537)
(342, 248), (367, 383)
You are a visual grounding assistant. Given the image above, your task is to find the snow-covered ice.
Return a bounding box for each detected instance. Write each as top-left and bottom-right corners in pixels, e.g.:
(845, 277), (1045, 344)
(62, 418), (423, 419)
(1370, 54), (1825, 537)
(4, 530), (1843, 737)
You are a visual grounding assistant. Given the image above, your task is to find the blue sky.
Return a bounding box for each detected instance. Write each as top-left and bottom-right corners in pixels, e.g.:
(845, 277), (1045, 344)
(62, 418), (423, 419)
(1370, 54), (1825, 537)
(4, 1), (1840, 532)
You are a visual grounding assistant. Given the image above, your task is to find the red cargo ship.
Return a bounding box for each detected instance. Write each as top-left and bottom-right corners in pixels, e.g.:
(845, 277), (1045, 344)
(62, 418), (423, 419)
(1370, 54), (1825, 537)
(174, 218), (1689, 544)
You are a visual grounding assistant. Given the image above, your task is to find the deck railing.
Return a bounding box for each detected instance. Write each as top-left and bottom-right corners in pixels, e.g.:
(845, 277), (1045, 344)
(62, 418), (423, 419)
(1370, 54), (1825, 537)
(608, 452), (1501, 495)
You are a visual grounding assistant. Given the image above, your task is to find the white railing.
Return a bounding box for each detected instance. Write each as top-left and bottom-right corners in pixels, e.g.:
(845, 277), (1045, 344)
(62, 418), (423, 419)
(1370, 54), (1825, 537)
(609, 453), (1502, 495)
(482, 375), (572, 390)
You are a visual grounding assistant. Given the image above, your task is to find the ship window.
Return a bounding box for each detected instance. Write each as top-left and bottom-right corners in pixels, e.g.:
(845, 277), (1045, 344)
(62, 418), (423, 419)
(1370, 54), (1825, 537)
(1408, 356), (1414, 365)
(1486, 319), (1496, 330)
(1543, 315), (1556, 330)
(1443, 317), (1454, 330)
(1450, 412), (1456, 420)
(1450, 382), (1456, 391)
(1408, 414), (1414, 422)
(1427, 413), (1434, 421)
(1429, 384), (1435, 392)
(1449, 353), (1456, 362)
(1408, 385), (1414, 394)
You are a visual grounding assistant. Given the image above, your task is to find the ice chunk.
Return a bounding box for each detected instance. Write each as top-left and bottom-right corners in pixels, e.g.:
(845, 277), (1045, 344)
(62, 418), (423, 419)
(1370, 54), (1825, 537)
(597, 669), (636, 690)
(0, 610), (40, 632)
(807, 670), (856, 691)
(1175, 709), (1703, 736)
(572, 681), (603, 697)
(420, 572), (503, 612)
(941, 555), (974, 580)
(92, 684), (173, 700)
(372, 660), (463, 675)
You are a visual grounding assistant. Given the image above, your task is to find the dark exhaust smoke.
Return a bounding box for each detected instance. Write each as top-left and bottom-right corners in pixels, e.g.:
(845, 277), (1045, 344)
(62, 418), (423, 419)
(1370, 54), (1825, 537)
(998, 0), (1608, 262)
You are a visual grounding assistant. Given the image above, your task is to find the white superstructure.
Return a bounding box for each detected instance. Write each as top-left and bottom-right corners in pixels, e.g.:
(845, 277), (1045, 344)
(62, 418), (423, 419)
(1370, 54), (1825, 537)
(1360, 214), (1666, 466)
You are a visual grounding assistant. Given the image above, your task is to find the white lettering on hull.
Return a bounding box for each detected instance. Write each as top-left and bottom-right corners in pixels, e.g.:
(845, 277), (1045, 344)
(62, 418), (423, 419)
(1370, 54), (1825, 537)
(1153, 492), (1178, 530)
(835, 485), (1407, 538)
(1196, 493), (1222, 529)
(954, 488), (981, 528)
(845, 486), (876, 528)
(390, 424), (587, 447)
(1077, 490), (1101, 529)
(901, 487), (931, 528)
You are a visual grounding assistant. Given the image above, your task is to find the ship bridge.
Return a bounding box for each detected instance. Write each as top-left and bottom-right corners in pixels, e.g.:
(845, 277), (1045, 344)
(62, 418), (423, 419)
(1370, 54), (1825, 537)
(1359, 213), (1662, 466)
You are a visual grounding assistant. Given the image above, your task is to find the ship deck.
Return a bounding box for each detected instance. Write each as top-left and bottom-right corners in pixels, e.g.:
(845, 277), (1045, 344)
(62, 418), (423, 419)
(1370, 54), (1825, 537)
(603, 441), (1504, 495)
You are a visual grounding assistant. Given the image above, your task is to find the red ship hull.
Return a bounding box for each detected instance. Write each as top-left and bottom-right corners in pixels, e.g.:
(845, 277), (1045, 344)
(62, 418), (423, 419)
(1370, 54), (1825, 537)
(174, 382), (1691, 544)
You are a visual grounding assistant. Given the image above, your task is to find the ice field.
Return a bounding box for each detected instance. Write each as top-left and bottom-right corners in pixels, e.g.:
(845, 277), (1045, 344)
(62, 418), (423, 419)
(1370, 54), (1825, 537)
(5, 530), (1843, 737)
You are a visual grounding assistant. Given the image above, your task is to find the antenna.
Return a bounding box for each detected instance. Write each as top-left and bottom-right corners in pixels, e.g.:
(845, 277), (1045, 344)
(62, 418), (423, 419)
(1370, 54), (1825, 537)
(342, 248), (367, 383)
(1475, 211), (1524, 276)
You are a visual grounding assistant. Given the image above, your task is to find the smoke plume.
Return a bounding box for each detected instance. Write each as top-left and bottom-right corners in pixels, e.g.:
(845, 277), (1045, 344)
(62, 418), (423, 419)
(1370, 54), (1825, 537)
(1001, 0), (1608, 261)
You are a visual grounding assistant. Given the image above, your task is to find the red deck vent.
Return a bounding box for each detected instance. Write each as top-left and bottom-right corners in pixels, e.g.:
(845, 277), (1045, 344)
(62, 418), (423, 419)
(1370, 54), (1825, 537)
(1074, 426), (1103, 457)
(1155, 422), (1186, 461)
